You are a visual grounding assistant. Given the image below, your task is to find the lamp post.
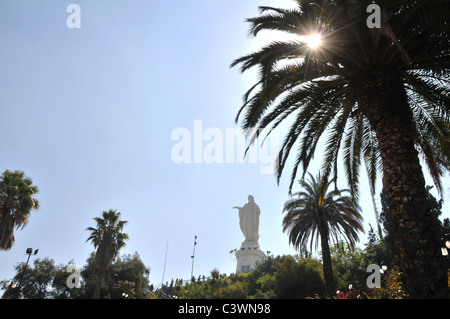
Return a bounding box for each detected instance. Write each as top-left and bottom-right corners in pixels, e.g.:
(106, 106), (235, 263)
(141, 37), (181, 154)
(15, 248), (38, 298)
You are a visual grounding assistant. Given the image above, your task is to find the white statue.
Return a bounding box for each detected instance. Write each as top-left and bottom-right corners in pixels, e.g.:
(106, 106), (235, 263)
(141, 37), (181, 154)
(233, 195), (260, 245)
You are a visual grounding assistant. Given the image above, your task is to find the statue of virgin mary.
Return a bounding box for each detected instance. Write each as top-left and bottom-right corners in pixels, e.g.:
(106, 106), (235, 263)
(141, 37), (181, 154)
(232, 195), (260, 245)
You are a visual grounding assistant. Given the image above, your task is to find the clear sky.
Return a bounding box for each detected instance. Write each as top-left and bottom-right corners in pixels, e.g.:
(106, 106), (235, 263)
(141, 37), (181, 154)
(0, 0), (448, 291)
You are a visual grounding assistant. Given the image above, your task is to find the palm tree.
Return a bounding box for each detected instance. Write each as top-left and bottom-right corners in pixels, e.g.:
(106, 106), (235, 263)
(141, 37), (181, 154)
(86, 209), (129, 299)
(282, 172), (363, 295)
(0, 170), (39, 250)
(231, 0), (450, 298)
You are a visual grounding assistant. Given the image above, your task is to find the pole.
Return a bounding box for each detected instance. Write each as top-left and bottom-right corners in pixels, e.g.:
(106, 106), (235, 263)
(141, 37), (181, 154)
(16, 249), (33, 299)
(161, 240), (169, 285)
(190, 236), (197, 280)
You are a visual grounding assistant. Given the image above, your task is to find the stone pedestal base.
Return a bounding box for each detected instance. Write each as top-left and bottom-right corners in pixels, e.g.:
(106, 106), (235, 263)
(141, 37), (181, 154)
(235, 241), (265, 273)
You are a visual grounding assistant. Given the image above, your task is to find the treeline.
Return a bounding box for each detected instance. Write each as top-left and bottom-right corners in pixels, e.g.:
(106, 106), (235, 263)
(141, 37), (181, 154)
(155, 231), (397, 299)
(2, 231), (448, 299)
(1, 252), (151, 299)
(158, 228), (449, 299)
(164, 256), (325, 299)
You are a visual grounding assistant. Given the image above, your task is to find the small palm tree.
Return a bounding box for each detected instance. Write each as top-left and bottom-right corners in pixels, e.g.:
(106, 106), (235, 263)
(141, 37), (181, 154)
(0, 170), (39, 250)
(282, 172), (364, 295)
(86, 209), (129, 299)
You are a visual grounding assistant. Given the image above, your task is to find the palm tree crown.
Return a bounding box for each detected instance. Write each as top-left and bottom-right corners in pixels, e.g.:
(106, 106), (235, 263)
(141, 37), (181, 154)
(86, 209), (129, 266)
(283, 173), (364, 252)
(231, 0), (449, 196)
(0, 170), (39, 250)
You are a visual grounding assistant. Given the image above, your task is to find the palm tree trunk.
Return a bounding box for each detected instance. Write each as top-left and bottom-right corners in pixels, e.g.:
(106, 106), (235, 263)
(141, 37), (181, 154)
(92, 272), (103, 299)
(319, 227), (335, 296)
(356, 69), (447, 298)
(92, 260), (108, 299)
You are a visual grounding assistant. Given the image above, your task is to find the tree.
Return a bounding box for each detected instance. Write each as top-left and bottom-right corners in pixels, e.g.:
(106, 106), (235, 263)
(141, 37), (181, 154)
(1, 257), (57, 299)
(208, 268), (221, 298)
(108, 252), (151, 299)
(231, 0), (450, 297)
(0, 170), (39, 250)
(86, 209), (129, 299)
(81, 252), (151, 299)
(282, 173), (364, 295)
(52, 260), (85, 299)
(274, 256), (325, 299)
(330, 244), (366, 292)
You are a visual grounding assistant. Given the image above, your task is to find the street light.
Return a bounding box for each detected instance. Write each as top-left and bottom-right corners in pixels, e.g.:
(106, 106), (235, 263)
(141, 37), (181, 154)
(3, 280), (17, 299)
(6, 281), (16, 289)
(441, 236), (450, 257)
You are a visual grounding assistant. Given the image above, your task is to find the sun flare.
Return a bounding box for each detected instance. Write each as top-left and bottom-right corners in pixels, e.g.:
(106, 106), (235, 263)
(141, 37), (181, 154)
(305, 33), (322, 49)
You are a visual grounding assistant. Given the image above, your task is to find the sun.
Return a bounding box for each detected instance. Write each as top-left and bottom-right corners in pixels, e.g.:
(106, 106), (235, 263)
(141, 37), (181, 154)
(305, 33), (322, 49)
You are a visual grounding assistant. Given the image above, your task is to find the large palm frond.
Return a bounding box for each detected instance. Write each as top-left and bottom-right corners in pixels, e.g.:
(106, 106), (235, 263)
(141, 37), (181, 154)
(231, 0), (450, 197)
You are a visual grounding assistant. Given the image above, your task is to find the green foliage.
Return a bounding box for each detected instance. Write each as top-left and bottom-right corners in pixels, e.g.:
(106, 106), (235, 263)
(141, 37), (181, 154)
(253, 273), (276, 299)
(109, 252), (150, 298)
(366, 267), (408, 299)
(52, 260), (84, 299)
(1, 258), (80, 299)
(274, 257), (325, 299)
(173, 255), (325, 299)
(331, 234), (393, 291)
(81, 251), (150, 299)
(1, 252), (151, 299)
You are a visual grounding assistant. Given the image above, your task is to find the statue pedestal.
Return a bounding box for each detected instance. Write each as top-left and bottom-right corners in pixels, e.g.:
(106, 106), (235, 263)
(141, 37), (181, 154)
(235, 241), (265, 273)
